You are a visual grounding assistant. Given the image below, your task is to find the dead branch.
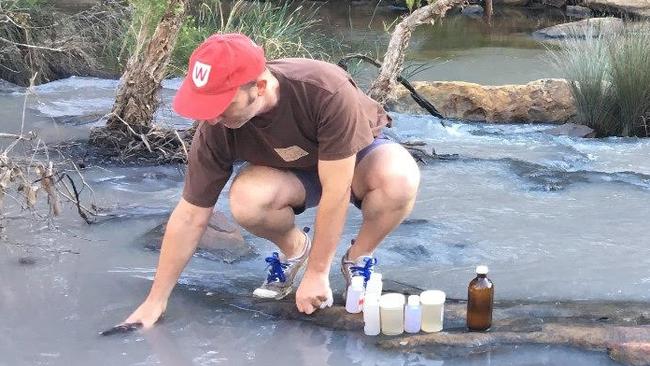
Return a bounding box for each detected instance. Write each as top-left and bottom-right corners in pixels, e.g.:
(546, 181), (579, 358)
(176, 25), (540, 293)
(368, 0), (467, 105)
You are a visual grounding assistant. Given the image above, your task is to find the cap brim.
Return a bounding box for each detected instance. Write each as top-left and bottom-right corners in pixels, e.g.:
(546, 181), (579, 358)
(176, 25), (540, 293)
(172, 78), (237, 121)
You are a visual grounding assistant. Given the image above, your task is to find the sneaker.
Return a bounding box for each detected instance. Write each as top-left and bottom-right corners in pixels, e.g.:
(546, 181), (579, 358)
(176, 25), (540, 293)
(253, 227), (311, 300)
(340, 239), (377, 291)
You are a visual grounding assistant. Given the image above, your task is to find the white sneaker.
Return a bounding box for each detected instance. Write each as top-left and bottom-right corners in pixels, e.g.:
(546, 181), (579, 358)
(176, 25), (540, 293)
(253, 228), (311, 300)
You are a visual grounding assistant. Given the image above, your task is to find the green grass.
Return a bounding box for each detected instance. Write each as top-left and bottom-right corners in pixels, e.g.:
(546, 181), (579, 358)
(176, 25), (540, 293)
(608, 24), (650, 136)
(121, 0), (339, 76)
(548, 22), (650, 137)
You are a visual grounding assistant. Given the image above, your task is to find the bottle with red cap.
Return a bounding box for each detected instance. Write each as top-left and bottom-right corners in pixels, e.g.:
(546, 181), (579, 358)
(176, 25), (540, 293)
(467, 265), (494, 331)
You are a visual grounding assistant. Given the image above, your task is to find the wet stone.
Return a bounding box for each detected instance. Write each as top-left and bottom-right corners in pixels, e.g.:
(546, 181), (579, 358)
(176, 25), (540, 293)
(18, 257), (36, 266)
(140, 211), (256, 264)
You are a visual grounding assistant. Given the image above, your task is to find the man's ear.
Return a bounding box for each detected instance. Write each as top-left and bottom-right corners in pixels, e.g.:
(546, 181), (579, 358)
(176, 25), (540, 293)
(255, 79), (268, 96)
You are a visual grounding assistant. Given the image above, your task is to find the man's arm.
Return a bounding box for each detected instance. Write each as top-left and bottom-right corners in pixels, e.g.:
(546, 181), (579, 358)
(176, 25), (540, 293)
(123, 198), (213, 327)
(295, 154), (356, 314)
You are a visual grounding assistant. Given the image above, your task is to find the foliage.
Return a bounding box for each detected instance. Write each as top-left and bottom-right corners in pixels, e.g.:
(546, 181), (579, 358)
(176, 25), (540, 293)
(121, 0), (338, 75)
(548, 23), (650, 137)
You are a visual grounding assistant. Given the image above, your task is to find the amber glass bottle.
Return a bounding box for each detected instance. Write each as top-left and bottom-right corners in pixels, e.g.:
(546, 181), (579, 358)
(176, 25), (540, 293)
(467, 265), (494, 331)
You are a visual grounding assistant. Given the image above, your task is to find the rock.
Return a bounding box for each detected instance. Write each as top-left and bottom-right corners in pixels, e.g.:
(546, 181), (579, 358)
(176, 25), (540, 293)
(533, 17), (624, 39)
(389, 79), (576, 124)
(582, 0), (650, 19)
(546, 122), (596, 137)
(567, 5), (594, 18)
(542, 0), (566, 8)
(461, 4), (484, 16)
(494, 0), (530, 6)
(609, 342), (650, 366)
(180, 279), (650, 366)
(18, 257), (36, 265)
(140, 211), (255, 263)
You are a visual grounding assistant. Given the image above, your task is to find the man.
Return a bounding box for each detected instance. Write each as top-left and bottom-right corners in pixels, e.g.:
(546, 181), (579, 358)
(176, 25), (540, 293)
(124, 33), (420, 327)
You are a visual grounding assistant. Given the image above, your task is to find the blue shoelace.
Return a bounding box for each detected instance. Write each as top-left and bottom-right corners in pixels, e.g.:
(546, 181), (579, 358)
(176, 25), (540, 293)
(265, 252), (290, 283)
(350, 257), (377, 283)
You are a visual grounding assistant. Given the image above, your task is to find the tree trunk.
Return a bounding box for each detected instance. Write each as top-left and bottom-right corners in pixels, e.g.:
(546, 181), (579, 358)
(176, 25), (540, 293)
(105, 0), (188, 133)
(484, 0), (494, 24)
(368, 0), (467, 106)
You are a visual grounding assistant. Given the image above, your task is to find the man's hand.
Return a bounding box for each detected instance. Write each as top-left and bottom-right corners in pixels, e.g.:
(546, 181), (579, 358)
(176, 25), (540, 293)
(123, 298), (167, 329)
(295, 270), (332, 314)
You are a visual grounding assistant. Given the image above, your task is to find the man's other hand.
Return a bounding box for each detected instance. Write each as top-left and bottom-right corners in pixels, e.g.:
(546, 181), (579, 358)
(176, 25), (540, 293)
(122, 298), (167, 329)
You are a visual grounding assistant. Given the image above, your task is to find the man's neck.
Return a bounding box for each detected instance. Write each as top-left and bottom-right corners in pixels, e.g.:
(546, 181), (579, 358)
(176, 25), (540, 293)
(258, 74), (280, 115)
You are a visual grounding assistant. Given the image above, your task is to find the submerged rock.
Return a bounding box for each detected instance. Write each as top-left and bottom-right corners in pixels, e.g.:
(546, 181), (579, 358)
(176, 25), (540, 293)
(461, 4), (484, 16)
(140, 211), (255, 263)
(533, 17), (624, 39)
(494, 0), (530, 5)
(546, 122), (596, 138)
(389, 79), (576, 124)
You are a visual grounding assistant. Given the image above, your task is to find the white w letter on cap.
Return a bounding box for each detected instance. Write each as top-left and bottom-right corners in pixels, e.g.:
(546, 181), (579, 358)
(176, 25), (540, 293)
(192, 61), (212, 88)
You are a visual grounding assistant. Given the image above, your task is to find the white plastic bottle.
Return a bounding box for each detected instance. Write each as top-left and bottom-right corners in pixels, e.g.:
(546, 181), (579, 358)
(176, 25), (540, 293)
(363, 294), (380, 336)
(345, 276), (365, 313)
(404, 295), (422, 333)
(366, 272), (383, 299)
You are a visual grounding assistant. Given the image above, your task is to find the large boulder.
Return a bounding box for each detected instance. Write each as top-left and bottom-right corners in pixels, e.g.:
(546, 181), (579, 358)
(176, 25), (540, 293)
(582, 0), (650, 19)
(140, 211), (255, 263)
(533, 17), (624, 39)
(388, 79), (576, 124)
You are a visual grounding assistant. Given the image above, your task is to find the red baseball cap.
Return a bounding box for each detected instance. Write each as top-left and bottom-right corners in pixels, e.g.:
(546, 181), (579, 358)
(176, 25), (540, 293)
(172, 33), (266, 120)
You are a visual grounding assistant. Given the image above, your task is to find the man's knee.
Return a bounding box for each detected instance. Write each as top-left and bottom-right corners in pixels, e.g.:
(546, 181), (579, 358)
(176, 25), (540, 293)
(229, 168), (277, 226)
(373, 151), (420, 206)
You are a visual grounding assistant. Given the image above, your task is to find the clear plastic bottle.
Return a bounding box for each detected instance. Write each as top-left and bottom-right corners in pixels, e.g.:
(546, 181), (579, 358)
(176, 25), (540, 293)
(404, 295), (422, 333)
(379, 293), (405, 335)
(420, 290), (446, 332)
(363, 294), (380, 336)
(467, 265), (494, 331)
(345, 276), (365, 314)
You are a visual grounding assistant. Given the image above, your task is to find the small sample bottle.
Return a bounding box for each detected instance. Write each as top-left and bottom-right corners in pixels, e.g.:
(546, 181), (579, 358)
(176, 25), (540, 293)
(404, 295), (422, 333)
(467, 265), (494, 331)
(420, 290), (446, 333)
(379, 293), (405, 335)
(366, 272), (383, 298)
(345, 276), (365, 314)
(363, 294), (380, 336)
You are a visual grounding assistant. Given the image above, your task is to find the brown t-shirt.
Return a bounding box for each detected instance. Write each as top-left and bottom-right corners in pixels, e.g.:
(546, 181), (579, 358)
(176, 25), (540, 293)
(182, 58), (391, 208)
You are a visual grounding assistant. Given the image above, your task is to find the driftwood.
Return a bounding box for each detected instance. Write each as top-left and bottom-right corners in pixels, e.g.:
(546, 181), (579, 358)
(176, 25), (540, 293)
(368, 0), (467, 105)
(177, 279), (650, 366)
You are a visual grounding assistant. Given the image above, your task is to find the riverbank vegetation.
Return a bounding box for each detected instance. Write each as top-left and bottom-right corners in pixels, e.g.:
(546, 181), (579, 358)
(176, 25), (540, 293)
(0, 0), (338, 86)
(549, 22), (650, 137)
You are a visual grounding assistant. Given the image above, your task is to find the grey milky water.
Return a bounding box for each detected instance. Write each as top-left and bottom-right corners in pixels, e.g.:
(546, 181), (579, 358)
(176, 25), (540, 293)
(1, 6), (646, 366)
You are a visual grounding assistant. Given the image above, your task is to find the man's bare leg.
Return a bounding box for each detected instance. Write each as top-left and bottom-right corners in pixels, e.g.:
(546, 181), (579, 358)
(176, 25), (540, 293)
(347, 144), (421, 261)
(228, 165), (308, 259)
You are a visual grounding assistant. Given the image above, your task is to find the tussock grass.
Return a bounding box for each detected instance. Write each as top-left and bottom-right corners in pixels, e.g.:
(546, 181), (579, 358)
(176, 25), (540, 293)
(548, 22), (650, 137)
